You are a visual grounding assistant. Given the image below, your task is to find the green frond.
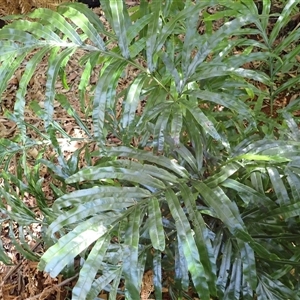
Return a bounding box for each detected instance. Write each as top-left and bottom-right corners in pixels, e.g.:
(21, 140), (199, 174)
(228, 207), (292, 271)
(1, 0), (300, 298)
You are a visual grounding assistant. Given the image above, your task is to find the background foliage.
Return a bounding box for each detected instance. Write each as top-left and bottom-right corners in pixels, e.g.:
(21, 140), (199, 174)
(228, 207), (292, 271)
(1, 0), (300, 299)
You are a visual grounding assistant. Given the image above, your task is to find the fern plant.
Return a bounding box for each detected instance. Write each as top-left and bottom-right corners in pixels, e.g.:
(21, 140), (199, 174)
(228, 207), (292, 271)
(1, 0), (300, 299)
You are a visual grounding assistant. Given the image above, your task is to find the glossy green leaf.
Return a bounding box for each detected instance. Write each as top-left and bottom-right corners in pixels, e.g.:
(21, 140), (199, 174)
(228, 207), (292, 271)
(181, 99), (225, 145)
(66, 165), (165, 190)
(267, 167), (290, 205)
(29, 8), (83, 44)
(217, 240), (232, 296)
(59, 2), (107, 36)
(166, 188), (210, 300)
(274, 30), (300, 57)
(108, 266), (123, 300)
(48, 198), (132, 235)
(260, 0), (271, 30)
(224, 257), (242, 300)
(62, 7), (106, 50)
(286, 169), (300, 203)
(3, 20), (63, 43)
(185, 111), (203, 172)
(176, 236), (189, 291)
(268, 201), (300, 219)
(129, 36), (147, 58)
(181, 0), (200, 85)
(191, 65), (270, 85)
(123, 206), (142, 299)
(110, 0), (130, 58)
(185, 90), (252, 117)
(0, 28), (39, 47)
(222, 178), (274, 207)
(14, 47), (49, 140)
(0, 188), (36, 225)
(104, 146), (189, 178)
(0, 52), (27, 96)
(155, 1), (216, 58)
(257, 273), (297, 300)
(93, 60), (127, 147)
(205, 163), (241, 188)
(153, 249), (163, 300)
(273, 76), (300, 98)
(44, 47), (76, 129)
(87, 267), (122, 300)
(235, 140), (300, 157)
(148, 197), (165, 251)
(39, 215), (109, 277)
(160, 52), (182, 92)
(194, 182), (279, 260)
(154, 108), (171, 152)
(282, 111), (300, 141)
(234, 153), (291, 163)
(269, 0), (299, 46)
(55, 94), (92, 138)
(146, 0), (160, 72)
(53, 186), (151, 212)
(122, 75), (145, 129)
(72, 235), (110, 300)
(174, 144), (197, 172)
(185, 15), (252, 78)
(170, 103), (183, 146)
(238, 240), (257, 291)
(137, 101), (172, 129)
(127, 14), (151, 44)
(180, 183), (217, 295)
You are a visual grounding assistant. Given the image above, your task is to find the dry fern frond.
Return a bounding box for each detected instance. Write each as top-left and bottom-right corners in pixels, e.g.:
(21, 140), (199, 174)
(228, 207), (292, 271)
(19, 0), (34, 14)
(1, 0), (32, 14)
(31, 0), (75, 11)
(0, 0), (77, 15)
